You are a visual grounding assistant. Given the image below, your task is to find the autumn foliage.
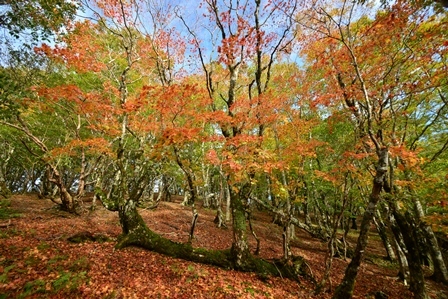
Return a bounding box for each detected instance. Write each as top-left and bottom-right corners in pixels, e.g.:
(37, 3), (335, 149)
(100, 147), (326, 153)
(1, 0), (448, 298)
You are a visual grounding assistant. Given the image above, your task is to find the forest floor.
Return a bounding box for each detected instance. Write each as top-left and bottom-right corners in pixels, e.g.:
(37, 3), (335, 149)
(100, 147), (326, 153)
(0, 194), (447, 298)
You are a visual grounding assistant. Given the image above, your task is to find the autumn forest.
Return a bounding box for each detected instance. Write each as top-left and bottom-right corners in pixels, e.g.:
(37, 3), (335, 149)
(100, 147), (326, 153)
(0, 0), (448, 298)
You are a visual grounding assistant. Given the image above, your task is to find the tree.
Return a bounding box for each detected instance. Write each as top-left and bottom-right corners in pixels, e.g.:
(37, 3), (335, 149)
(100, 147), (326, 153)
(179, 0), (303, 268)
(298, 1), (448, 298)
(0, 0), (78, 39)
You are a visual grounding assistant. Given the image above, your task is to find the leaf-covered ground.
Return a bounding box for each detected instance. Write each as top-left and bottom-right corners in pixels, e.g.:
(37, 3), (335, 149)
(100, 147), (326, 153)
(0, 194), (446, 298)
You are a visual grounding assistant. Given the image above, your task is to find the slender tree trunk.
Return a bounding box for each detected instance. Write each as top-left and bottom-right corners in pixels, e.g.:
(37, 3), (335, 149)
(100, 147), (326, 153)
(188, 204), (199, 243)
(422, 222), (448, 283)
(248, 210), (260, 255)
(317, 182), (350, 294)
(39, 166), (53, 198)
(304, 199), (312, 226)
(214, 203), (226, 228)
(267, 176), (278, 208)
(174, 146), (197, 206)
(373, 209), (396, 261)
(333, 148), (388, 299)
(342, 219), (350, 260)
(281, 170), (292, 260)
(387, 212), (410, 284)
(317, 237), (335, 294)
(225, 182), (231, 222)
(395, 238), (410, 284)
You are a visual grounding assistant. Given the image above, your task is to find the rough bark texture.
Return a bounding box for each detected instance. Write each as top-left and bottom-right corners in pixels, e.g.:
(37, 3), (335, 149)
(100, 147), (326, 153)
(59, 188), (78, 213)
(421, 221), (448, 284)
(333, 148), (388, 299)
(412, 197), (448, 284)
(394, 212), (429, 299)
(230, 189), (251, 268)
(115, 199), (308, 280)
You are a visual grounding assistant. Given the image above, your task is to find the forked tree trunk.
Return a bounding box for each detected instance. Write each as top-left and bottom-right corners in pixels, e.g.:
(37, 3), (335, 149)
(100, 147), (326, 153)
(59, 187), (78, 213)
(48, 165), (79, 213)
(333, 148), (388, 299)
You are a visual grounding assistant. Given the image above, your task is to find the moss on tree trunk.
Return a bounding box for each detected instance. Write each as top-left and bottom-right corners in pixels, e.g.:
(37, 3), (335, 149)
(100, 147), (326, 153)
(230, 190), (251, 268)
(115, 199), (308, 281)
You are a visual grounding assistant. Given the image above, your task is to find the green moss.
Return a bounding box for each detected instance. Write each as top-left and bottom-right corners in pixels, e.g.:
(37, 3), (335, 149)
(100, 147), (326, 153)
(52, 271), (88, 291)
(69, 257), (91, 272)
(47, 255), (69, 271)
(0, 199), (20, 220)
(0, 265), (15, 283)
(19, 279), (47, 298)
(115, 196), (306, 281)
(37, 242), (50, 251)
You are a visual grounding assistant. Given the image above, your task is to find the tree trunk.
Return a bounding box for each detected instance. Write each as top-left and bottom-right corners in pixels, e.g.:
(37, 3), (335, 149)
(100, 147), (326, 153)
(214, 204), (226, 228)
(248, 210), (260, 255)
(387, 212), (410, 284)
(395, 238), (410, 284)
(39, 167), (53, 198)
(59, 187), (78, 213)
(225, 182), (231, 222)
(303, 199), (312, 226)
(115, 198), (308, 279)
(333, 148), (388, 299)
(229, 187), (250, 268)
(317, 185), (349, 294)
(412, 197), (448, 284)
(281, 170), (292, 260)
(188, 204), (199, 243)
(47, 165), (79, 214)
(421, 221), (448, 283)
(394, 211), (429, 299)
(373, 209), (396, 261)
(303, 181), (312, 226)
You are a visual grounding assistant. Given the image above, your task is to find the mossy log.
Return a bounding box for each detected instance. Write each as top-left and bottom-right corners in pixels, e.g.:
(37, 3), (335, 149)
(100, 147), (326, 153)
(116, 224), (309, 281)
(116, 200), (309, 281)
